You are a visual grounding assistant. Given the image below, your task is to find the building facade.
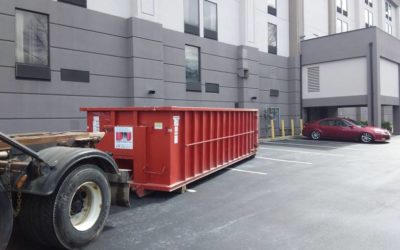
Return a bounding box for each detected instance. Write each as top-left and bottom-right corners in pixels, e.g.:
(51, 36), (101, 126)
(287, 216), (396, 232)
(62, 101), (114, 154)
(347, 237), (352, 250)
(1, 0), (400, 136)
(300, 0), (400, 133)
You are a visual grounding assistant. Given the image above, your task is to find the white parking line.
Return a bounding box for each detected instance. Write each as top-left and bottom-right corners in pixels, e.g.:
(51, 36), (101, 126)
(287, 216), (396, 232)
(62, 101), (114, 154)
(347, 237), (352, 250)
(227, 168), (268, 175)
(256, 156), (313, 165)
(259, 147), (345, 157)
(261, 141), (362, 151)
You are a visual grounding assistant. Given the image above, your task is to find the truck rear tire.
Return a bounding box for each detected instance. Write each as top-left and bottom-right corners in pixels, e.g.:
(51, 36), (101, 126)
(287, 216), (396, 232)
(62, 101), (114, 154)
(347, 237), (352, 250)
(0, 188), (13, 250)
(18, 164), (111, 249)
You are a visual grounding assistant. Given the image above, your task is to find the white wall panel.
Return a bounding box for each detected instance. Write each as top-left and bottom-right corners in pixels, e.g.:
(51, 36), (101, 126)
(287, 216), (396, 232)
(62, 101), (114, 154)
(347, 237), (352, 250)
(303, 57), (368, 99)
(380, 58), (399, 97)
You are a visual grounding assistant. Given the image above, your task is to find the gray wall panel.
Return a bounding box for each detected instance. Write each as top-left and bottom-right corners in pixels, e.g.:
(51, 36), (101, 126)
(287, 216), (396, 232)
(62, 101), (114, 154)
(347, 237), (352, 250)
(50, 3), (128, 37)
(162, 29), (185, 49)
(130, 78), (165, 99)
(163, 46), (184, 66)
(0, 93), (128, 118)
(164, 99), (234, 108)
(50, 24), (128, 57)
(51, 48), (129, 77)
(0, 41), (14, 67)
(164, 64), (185, 83)
(0, 14), (14, 42)
(131, 37), (163, 61)
(164, 82), (237, 102)
(301, 28), (376, 65)
(128, 17), (163, 42)
(0, 68), (128, 97)
(0, 0), (15, 15)
(201, 54), (237, 74)
(131, 57), (164, 79)
(0, 119), (86, 134)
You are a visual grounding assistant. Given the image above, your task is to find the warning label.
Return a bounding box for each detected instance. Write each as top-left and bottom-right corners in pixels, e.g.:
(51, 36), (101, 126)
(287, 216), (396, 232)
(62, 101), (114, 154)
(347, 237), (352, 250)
(93, 116), (100, 132)
(173, 116), (180, 144)
(114, 126), (133, 149)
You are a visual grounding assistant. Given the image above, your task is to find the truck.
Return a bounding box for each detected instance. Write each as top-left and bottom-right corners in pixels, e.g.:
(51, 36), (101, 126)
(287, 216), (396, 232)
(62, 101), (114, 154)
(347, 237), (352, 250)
(0, 107), (258, 249)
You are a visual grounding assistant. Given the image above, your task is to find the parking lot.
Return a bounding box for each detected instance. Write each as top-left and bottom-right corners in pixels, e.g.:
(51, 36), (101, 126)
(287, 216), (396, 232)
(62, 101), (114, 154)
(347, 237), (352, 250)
(8, 136), (400, 250)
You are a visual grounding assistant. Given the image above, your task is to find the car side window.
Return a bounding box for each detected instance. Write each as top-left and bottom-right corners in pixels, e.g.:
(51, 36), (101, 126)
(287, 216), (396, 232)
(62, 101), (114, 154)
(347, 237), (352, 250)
(335, 120), (347, 127)
(319, 120), (335, 126)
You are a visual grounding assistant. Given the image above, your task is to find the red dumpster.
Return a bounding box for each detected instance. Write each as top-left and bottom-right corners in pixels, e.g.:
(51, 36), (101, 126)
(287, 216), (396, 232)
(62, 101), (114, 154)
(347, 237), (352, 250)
(81, 107), (258, 197)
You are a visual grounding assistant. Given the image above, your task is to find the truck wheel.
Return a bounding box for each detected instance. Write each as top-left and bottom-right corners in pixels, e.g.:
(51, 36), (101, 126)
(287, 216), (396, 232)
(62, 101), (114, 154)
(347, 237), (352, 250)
(0, 188), (13, 250)
(18, 164), (111, 249)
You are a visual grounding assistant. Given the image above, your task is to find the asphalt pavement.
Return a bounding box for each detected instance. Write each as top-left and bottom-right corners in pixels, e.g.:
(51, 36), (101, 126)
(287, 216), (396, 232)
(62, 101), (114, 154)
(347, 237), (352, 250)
(8, 136), (400, 250)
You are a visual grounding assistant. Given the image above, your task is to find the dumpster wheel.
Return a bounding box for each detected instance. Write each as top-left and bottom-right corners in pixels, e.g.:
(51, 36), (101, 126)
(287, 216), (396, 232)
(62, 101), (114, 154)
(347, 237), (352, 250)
(18, 164), (111, 249)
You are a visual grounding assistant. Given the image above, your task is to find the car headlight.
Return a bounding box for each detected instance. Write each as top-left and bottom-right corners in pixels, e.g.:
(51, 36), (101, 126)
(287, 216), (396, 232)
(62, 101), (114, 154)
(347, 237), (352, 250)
(373, 128), (385, 134)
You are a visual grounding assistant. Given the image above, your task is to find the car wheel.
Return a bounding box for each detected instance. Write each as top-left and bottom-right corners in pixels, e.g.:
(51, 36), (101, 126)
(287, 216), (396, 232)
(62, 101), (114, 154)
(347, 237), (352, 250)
(311, 131), (321, 140)
(360, 132), (373, 143)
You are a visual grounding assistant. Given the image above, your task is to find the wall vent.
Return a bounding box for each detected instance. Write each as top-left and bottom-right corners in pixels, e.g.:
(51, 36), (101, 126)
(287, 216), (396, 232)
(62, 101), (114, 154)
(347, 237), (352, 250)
(307, 66), (320, 92)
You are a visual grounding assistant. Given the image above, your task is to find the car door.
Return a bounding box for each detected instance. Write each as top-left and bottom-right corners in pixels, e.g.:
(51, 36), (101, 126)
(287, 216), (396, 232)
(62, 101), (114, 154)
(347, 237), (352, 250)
(318, 119), (336, 138)
(335, 119), (359, 140)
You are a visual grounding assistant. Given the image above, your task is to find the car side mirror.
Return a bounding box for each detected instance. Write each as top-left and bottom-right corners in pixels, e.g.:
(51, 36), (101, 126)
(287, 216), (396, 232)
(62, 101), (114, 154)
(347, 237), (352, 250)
(349, 125), (354, 129)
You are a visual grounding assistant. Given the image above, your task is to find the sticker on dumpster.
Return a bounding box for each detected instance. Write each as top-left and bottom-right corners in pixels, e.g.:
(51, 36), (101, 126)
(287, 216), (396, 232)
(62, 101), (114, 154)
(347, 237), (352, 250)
(114, 126), (133, 149)
(154, 122), (163, 130)
(93, 116), (100, 132)
(173, 116), (180, 144)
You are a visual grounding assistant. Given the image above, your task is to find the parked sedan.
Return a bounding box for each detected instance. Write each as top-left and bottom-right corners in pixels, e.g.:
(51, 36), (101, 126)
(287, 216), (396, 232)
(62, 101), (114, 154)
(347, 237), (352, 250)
(302, 117), (391, 143)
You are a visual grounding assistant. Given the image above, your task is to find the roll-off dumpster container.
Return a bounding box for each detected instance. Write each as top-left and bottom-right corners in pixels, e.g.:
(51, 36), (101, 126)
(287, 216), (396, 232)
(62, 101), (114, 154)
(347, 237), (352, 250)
(81, 107), (258, 197)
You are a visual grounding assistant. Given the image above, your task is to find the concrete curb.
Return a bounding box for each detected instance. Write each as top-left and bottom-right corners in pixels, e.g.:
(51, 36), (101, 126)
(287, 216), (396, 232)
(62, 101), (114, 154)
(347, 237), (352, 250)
(259, 135), (305, 143)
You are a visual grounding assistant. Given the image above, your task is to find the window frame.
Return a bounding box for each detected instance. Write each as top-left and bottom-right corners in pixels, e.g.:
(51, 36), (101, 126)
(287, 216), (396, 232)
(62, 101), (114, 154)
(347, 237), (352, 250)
(385, 1), (392, 21)
(185, 45), (202, 92)
(203, 0), (218, 40)
(184, 0), (200, 36)
(268, 22), (277, 55)
(267, 0), (277, 16)
(365, 0), (373, 7)
(365, 9), (373, 27)
(58, 0), (87, 8)
(336, 0), (348, 17)
(15, 8), (51, 81)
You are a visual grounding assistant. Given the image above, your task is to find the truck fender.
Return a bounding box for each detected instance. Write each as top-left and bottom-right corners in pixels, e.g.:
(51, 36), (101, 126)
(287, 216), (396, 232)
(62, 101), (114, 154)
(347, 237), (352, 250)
(20, 146), (119, 196)
(0, 183), (13, 250)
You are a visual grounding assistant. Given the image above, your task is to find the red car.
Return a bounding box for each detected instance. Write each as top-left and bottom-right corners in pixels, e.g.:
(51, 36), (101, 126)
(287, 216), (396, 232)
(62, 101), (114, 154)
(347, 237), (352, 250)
(302, 117), (391, 143)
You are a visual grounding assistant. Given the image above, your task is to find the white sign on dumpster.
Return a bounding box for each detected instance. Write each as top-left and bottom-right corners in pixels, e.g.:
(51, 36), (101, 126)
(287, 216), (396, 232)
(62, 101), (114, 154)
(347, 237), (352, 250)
(114, 126), (133, 149)
(173, 116), (180, 144)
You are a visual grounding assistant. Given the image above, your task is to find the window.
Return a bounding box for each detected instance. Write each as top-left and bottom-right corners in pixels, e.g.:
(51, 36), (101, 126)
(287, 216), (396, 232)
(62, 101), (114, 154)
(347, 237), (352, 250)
(337, 0), (348, 16)
(365, 9), (373, 27)
(385, 23), (393, 35)
(385, 2), (392, 21)
(268, 23), (277, 55)
(58, 0), (87, 8)
(337, 19), (348, 33)
(267, 0), (277, 16)
(185, 45), (201, 92)
(336, 19), (342, 33)
(365, 0), (373, 7)
(342, 21), (348, 32)
(184, 0), (199, 35)
(204, 1), (218, 40)
(15, 9), (50, 80)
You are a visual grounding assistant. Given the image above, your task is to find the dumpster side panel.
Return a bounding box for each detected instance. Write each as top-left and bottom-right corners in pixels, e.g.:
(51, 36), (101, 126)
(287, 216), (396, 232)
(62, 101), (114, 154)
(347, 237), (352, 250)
(83, 107), (258, 194)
